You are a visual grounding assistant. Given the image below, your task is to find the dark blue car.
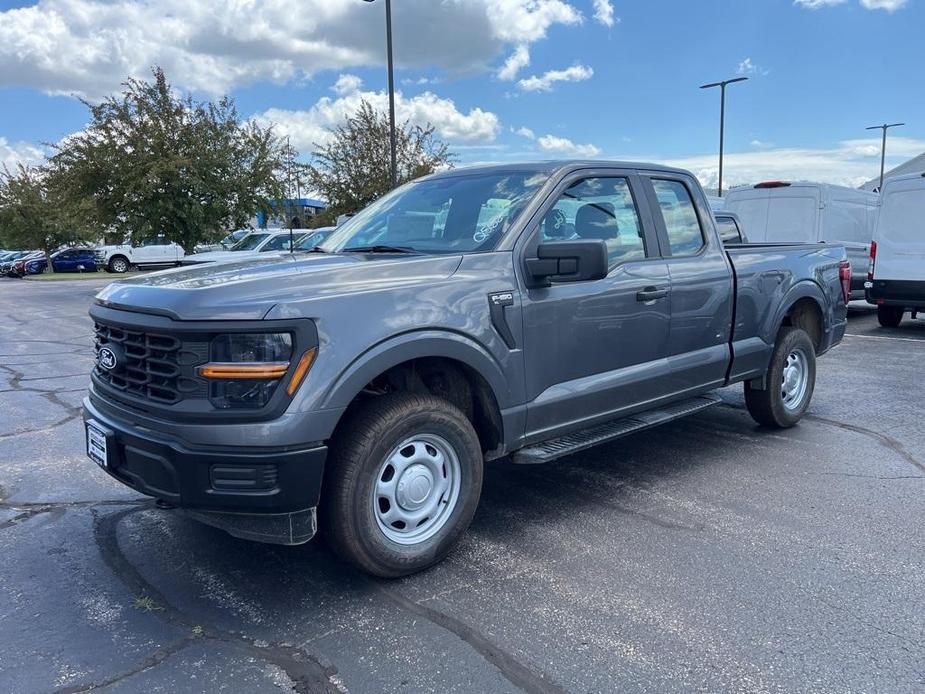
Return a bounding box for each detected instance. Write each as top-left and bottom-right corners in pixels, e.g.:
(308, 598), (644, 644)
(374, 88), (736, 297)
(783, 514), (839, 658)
(50, 248), (98, 272)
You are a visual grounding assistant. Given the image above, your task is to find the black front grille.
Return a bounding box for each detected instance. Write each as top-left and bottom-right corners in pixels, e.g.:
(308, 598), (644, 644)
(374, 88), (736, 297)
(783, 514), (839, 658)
(94, 322), (209, 404)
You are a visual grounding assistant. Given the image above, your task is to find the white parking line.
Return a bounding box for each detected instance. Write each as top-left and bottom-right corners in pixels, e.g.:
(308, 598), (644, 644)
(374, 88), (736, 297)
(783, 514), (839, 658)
(845, 333), (925, 344)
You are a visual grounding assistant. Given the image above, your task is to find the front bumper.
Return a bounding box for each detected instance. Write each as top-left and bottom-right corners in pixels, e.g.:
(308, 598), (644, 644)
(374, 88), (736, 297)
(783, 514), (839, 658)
(83, 396), (326, 544)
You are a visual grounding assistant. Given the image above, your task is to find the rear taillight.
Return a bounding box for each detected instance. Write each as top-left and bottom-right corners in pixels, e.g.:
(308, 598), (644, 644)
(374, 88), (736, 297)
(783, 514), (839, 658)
(839, 260), (851, 304)
(867, 240), (877, 281)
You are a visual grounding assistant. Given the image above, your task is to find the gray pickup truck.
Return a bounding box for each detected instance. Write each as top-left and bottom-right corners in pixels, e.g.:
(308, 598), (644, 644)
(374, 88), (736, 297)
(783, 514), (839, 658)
(83, 161), (850, 577)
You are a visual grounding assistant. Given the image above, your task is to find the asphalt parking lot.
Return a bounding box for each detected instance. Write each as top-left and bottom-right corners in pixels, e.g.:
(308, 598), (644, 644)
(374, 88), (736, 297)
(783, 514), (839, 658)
(1, 277), (923, 694)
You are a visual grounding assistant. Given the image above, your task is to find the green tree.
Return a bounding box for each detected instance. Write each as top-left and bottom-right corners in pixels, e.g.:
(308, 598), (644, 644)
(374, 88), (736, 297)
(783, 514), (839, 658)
(307, 101), (453, 225)
(48, 67), (287, 252)
(0, 164), (73, 255)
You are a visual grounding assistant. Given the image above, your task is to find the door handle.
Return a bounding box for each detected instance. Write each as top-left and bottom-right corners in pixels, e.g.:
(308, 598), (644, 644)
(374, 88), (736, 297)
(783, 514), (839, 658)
(636, 286), (668, 302)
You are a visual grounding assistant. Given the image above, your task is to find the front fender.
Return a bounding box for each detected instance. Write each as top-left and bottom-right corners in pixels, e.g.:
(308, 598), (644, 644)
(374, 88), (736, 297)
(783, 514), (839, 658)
(318, 330), (516, 412)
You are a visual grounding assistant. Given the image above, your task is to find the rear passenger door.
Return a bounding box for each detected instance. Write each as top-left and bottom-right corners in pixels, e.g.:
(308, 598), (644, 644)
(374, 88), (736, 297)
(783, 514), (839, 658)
(641, 175), (734, 394)
(519, 171), (673, 441)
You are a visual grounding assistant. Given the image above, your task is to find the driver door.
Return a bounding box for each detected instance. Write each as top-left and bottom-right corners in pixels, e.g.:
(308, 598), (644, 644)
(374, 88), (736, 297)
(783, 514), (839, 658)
(519, 171), (672, 442)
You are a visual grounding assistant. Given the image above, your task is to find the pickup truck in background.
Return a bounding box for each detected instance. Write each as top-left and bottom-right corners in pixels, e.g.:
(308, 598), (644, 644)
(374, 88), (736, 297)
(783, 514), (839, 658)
(83, 161), (850, 577)
(95, 236), (185, 273)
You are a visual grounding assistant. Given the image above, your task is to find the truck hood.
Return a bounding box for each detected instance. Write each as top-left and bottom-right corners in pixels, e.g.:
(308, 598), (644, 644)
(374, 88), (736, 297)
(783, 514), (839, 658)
(95, 252), (464, 320)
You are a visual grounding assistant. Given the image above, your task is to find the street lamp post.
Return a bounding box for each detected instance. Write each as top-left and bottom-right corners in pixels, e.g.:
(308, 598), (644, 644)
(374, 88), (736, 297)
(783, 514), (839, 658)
(865, 122), (905, 191)
(700, 76), (748, 197)
(363, 0), (398, 188)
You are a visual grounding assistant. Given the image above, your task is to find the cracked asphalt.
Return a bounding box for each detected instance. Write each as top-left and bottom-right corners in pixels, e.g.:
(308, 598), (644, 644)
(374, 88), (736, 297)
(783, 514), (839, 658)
(1, 277), (923, 694)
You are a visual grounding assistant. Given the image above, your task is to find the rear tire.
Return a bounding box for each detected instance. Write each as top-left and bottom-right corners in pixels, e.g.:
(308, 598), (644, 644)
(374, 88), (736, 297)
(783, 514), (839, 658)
(321, 393), (483, 578)
(877, 305), (904, 328)
(745, 327), (816, 428)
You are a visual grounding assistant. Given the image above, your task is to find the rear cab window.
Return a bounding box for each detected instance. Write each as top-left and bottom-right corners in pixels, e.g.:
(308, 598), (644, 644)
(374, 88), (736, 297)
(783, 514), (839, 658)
(715, 216), (742, 244)
(651, 179), (705, 255)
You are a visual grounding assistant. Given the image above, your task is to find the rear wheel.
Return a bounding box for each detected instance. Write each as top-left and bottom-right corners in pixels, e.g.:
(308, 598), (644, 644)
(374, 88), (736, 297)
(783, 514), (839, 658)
(877, 305), (904, 328)
(107, 256), (129, 273)
(321, 393), (483, 577)
(745, 327), (816, 428)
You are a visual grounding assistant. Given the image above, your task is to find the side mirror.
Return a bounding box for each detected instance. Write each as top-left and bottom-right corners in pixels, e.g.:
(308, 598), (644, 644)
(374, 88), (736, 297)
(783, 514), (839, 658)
(525, 240), (608, 286)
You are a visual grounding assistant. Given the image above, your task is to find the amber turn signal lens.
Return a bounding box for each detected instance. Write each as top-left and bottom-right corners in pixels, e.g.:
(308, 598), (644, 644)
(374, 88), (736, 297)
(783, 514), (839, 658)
(198, 362), (290, 380)
(286, 348), (317, 396)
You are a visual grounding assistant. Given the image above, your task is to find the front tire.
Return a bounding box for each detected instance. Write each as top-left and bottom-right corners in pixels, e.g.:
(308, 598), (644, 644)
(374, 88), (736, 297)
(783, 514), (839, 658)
(877, 305), (904, 328)
(108, 256), (130, 273)
(321, 393), (484, 578)
(745, 327), (816, 428)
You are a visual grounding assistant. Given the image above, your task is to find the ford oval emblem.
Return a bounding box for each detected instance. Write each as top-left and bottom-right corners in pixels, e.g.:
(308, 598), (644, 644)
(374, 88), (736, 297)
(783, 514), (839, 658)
(98, 346), (118, 371)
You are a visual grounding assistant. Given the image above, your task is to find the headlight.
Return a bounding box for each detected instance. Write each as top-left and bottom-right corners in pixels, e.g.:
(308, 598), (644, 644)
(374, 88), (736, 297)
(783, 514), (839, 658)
(199, 333), (294, 409)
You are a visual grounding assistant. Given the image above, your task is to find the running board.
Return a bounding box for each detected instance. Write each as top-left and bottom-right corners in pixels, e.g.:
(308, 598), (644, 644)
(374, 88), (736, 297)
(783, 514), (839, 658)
(512, 394), (722, 465)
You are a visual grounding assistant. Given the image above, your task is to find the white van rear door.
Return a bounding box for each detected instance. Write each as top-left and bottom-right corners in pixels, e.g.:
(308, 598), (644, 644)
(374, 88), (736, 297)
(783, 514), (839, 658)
(765, 190), (819, 243)
(724, 190), (770, 241)
(876, 178), (925, 282)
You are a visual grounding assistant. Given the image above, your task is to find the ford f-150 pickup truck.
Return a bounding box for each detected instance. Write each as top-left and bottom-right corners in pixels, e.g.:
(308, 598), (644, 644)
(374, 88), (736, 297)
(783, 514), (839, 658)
(83, 161), (850, 577)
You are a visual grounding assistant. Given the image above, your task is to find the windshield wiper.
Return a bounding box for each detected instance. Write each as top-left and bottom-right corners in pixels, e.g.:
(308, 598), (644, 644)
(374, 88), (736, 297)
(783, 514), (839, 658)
(341, 245), (421, 254)
(298, 246), (328, 253)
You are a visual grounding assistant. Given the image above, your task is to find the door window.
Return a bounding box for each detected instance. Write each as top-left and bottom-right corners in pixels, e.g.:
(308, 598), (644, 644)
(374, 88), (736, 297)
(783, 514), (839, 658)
(652, 179), (705, 255)
(715, 216), (742, 243)
(542, 177), (645, 266)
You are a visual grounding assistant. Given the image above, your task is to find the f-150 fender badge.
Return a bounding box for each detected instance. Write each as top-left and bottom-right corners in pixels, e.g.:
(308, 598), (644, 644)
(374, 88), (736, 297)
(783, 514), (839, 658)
(487, 291), (516, 349)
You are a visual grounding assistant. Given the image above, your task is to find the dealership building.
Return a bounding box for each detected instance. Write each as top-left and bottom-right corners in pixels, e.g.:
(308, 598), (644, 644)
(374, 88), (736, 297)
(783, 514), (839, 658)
(253, 197), (327, 229)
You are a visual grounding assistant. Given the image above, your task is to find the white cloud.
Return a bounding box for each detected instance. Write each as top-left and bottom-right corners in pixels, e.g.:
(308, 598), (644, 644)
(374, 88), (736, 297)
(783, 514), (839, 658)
(736, 58), (764, 76)
(0, 0), (585, 101)
(665, 136), (925, 190)
(512, 126), (536, 139)
(537, 134), (600, 157)
(592, 0), (617, 27)
(255, 75), (500, 152)
(331, 74), (363, 97)
(0, 137), (46, 170)
(859, 0), (907, 10)
(497, 45), (530, 81)
(518, 64), (593, 92)
(794, 0), (907, 9)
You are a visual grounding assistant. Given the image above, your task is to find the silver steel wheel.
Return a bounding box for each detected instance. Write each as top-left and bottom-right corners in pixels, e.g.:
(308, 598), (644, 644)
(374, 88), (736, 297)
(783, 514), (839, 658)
(110, 257), (128, 273)
(781, 348), (809, 412)
(372, 433), (462, 545)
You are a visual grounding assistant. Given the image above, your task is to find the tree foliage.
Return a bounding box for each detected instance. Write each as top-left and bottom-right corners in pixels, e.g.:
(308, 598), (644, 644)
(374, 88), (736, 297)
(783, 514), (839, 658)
(0, 164), (75, 253)
(47, 67), (287, 251)
(307, 101), (453, 225)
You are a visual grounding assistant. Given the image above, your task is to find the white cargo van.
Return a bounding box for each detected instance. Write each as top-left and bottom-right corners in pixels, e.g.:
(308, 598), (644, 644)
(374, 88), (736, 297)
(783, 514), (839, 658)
(865, 172), (925, 327)
(723, 182), (878, 299)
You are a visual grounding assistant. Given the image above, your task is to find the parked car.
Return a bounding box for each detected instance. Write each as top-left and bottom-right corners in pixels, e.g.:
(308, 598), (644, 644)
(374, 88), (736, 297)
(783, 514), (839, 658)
(292, 227), (336, 251)
(50, 248), (98, 273)
(193, 229), (253, 254)
(865, 171), (925, 327)
(84, 160), (849, 577)
(182, 230), (299, 265)
(714, 211), (748, 244)
(0, 250), (30, 274)
(8, 251), (48, 277)
(723, 181), (877, 299)
(94, 236), (185, 273)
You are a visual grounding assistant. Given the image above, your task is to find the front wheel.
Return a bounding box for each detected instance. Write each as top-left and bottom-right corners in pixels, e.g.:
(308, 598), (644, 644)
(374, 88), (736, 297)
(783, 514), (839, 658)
(107, 256), (129, 274)
(745, 327), (816, 428)
(877, 305), (904, 328)
(321, 393), (483, 577)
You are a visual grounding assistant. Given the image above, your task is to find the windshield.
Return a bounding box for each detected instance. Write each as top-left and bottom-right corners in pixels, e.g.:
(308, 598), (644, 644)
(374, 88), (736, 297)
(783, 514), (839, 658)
(230, 233), (269, 251)
(321, 170), (550, 254)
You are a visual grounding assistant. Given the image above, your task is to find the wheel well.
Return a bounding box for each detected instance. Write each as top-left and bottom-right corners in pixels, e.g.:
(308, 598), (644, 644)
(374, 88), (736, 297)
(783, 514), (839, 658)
(338, 357), (504, 459)
(781, 298), (823, 353)
(109, 254), (129, 264)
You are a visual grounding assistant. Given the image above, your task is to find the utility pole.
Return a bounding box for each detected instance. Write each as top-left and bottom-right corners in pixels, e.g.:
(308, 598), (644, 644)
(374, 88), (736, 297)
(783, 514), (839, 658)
(700, 76), (749, 197)
(865, 122), (905, 191)
(363, 0), (398, 187)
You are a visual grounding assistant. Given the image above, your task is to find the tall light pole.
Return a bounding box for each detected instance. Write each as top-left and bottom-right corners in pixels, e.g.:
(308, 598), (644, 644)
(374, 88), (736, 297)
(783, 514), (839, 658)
(700, 76), (748, 197)
(866, 122), (905, 191)
(363, 0), (398, 188)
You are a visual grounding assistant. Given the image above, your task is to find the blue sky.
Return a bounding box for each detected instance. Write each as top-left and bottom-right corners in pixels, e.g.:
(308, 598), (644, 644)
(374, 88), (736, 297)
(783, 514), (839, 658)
(1, 0), (921, 189)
